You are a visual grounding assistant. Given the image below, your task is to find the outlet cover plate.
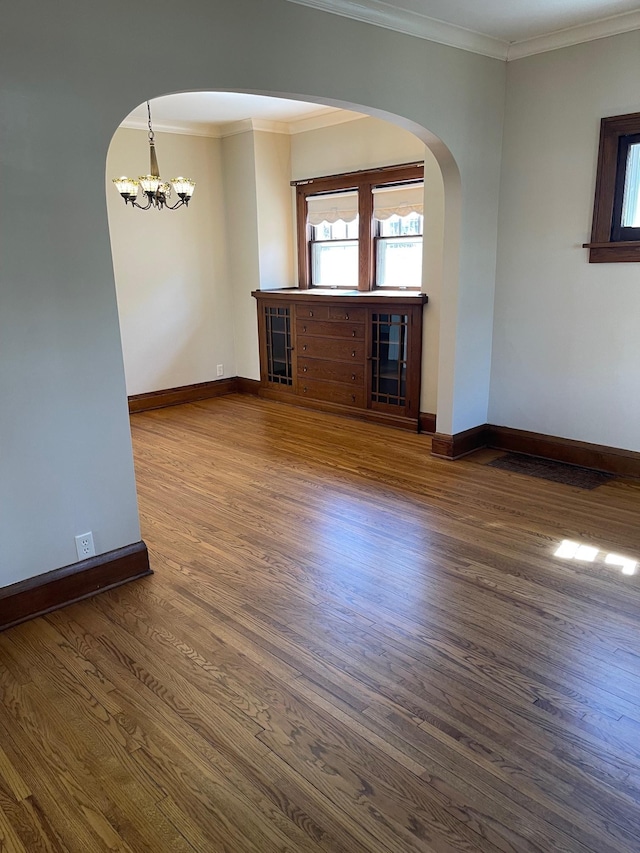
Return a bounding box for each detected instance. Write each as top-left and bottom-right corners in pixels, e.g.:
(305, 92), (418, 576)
(75, 532), (96, 560)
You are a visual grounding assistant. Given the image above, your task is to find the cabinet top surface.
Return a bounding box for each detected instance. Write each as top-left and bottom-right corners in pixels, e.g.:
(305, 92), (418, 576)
(252, 288), (428, 304)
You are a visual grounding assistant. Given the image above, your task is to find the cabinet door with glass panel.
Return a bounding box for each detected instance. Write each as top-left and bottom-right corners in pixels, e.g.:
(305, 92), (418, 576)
(368, 304), (423, 420)
(256, 302), (294, 390)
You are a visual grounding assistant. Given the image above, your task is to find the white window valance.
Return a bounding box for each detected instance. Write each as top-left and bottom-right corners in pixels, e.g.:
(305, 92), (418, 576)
(372, 183), (424, 220)
(306, 191), (359, 226)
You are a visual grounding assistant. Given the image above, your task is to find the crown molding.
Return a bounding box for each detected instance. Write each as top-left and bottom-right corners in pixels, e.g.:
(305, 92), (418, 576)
(217, 118), (290, 137)
(286, 0), (640, 61)
(120, 116), (223, 138)
(120, 109), (368, 139)
(288, 109), (367, 134)
(506, 9), (640, 60)
(285, 0), (509, 59)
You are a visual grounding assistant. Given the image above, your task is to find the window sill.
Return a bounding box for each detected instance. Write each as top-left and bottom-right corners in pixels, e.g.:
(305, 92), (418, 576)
(583, 241), (640, 263)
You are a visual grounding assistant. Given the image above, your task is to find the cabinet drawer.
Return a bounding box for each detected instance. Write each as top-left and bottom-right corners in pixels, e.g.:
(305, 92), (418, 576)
(297, 337), (365, 362)
(295, 304), (329, 320)
(327, 305), (366, 322)
(298, 358), (364, 385)
(298, 379), (365, 407)
(296, 319), (364, 339)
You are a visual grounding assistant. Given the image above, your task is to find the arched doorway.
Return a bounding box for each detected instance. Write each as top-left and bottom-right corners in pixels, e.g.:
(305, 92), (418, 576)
(106, 90), (460, 433)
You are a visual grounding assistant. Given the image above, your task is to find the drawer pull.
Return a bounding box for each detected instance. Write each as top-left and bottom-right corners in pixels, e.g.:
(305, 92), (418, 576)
(303, 325), (307, 332)
(352, 330), (356, 337)
(351, 374), (356, 381)
(351, 350), (356, 357)
(303, 344), (307, 351)
(303, 386), (307, 393)
(351, 394), (356, 402)
(345, 312), (349, 320)
(309, 310), (314, 317)
(303, 366), (308, 372)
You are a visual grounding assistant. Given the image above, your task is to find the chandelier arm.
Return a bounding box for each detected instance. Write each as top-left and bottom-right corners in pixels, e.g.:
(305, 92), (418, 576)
(133, 197), (153, 211)
(165, 199), (187, 210)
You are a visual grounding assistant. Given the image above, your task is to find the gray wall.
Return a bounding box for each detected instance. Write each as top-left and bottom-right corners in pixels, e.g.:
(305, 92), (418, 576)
(0, 0), (505, 586)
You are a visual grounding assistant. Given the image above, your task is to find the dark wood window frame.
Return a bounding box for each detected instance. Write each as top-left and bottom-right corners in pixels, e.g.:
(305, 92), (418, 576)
(585, 112), (640, 262)
(292, 162), (424, 290)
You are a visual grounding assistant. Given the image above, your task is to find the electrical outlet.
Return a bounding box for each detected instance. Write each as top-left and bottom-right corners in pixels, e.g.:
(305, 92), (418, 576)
(75, 531), (96, 560)
(216, 364), (224, 377)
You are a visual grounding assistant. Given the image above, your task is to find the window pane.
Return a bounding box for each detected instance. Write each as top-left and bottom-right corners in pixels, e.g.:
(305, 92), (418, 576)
(376, 237), (423, 288)
(621, 143), (640, 228)
(311, 241), (359, 288)
(312, 217), (359, 240)
(379, 212), (423, 237)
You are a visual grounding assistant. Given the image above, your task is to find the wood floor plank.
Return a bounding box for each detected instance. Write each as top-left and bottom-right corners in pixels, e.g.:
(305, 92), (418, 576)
(0, 395), (639, 851)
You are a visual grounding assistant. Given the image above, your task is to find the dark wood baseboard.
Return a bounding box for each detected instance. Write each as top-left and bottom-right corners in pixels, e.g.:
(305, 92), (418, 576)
(128, 378), (237, 413)
(0, 542), (152, 632)
(128, 376), (421, 431)
(236, 377), (261, 395)
(419, 412), (437, 434)
(487, 425), (640, 477)
(432, 425), (489, 459)
(258, 387), (419, 431)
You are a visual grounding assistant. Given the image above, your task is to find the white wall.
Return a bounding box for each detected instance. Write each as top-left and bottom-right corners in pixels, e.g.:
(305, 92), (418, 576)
(222, 131), (262, 381)
(222, 129), (296, 382)
(254, 130), (295, 291)
(290, 116), (424, 179)
(491, 31), (640, 450)
(290, 116), (443, 414)
(1, 0), (504, 587)
(107, 128), (235, 394)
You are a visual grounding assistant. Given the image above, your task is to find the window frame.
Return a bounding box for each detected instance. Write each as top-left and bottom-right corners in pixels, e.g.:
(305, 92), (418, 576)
(309, 217), (360, 290)
(585, 112), (640, 262)
(292, 162), (424, 291)
(373, 208), (424, 290)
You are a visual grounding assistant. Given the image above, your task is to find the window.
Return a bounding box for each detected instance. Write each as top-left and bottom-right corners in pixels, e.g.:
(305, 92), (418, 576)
(293, 163), (424, 290)
(586, 112), (640, 262)
(307, 191), (359, 288)
(373, 184), (424, 288)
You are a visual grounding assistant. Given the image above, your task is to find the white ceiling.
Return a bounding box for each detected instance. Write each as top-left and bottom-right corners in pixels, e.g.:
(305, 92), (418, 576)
(286, 0), (640, 59)
(121, 92), (365, 137)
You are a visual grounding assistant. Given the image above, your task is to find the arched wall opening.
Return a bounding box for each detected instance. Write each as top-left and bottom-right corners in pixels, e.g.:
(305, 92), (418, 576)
(3, 0), (505, 585)
(106, 90), (461, 431)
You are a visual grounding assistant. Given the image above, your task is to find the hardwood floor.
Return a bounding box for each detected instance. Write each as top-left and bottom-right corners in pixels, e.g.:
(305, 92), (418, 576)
(1, 394), (640, 852)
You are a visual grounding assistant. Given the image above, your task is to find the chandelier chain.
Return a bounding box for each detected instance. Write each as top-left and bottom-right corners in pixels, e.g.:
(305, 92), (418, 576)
(147, 101), (155, 144)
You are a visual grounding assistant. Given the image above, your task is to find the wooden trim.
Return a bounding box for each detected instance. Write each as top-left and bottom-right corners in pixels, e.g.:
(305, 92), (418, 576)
(584, 243), (640, 263)
(128, 378), (237, 413)
(293, 163), (424, 289)
(291, 162), (424, 188)
(258, 386), (419, 431)
(431, 425), (489, 459)
(587, 112), (640, 263)
(236, 377), (261, 395)
(295, 188), (310, 289)
(0, 542), (152, 632)
(251, 289), (428, 305)
(359, 182), (374, 292)
(487, 425), (640, 477)
(419, 412), (437, 434)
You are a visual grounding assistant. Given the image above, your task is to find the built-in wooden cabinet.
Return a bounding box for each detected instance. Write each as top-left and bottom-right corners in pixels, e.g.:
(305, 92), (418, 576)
(253, 289), (427, 430)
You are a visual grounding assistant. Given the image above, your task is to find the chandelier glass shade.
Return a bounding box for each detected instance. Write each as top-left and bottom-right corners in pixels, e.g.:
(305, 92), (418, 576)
(112, 101), (195, 210)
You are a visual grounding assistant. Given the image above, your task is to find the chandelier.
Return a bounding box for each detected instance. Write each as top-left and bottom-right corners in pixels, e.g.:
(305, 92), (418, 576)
(112, 101), (195, 210)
